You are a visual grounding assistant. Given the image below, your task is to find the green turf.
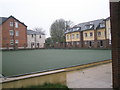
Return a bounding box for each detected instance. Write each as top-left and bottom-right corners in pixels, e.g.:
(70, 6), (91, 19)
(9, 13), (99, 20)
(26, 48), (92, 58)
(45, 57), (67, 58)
(2, 49), (111, 77)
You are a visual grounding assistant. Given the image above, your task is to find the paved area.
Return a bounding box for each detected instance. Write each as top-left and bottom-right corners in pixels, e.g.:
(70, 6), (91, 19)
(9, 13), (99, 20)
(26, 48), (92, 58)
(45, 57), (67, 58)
(67, 63), (112, 88)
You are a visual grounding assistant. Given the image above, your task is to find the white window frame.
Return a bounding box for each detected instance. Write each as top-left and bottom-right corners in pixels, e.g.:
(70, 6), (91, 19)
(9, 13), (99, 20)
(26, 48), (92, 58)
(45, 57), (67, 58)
(100, 23), (105, 28)
(76, 34), (79, 39)
(15, 40), (19, 44)
(67, 35), (69, 40)
(85, 33), (87, 37)
(10, 40), (14, 45)
(16, 31), (19, 36)
(72, 34), (74, 39)
(15, 22), (19, 28)
(109, 40), (111, 45)
(9, 30), (14, 36)
(10, 22), (13, 27)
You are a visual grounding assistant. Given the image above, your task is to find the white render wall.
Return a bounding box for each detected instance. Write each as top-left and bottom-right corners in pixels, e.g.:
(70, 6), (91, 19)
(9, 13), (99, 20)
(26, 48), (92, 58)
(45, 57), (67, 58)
(106, 19), (111, 41)
(27, 34), (45, 48)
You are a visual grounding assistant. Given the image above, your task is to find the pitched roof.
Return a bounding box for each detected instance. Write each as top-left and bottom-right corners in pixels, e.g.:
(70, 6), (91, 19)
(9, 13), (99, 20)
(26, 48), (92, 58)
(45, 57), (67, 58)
(27, 30), (45, 35)
(65, 19), (105, 33)
(0, 17), (7, 25)
(105, 17), (110, 21)
(0, 15), (27, 27)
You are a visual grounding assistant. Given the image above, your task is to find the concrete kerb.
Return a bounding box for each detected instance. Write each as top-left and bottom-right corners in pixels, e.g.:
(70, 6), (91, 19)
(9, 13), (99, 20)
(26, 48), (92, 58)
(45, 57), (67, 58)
(64, 59), (112, 72)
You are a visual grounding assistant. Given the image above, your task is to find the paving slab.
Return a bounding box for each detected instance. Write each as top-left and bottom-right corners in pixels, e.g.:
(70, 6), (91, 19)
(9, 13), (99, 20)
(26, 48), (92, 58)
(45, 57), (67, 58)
(67, 63), (112, 88)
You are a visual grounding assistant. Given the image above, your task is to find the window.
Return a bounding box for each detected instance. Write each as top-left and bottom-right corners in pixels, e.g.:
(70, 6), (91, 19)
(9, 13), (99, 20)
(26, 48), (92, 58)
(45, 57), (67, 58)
(67, 35), (69, 40)
(85, 33), (87, 37)
(85, 25), (93, 30)
(31, 34), (34, 38)
(15, 40), (19, 44)
(90, 32), (93, 37)
(16, 31), (19, 36)
(10, 40), (14, 45)
(89, 41), (92, 47)
(76, 42), (79, 45)
(85, 25), (89, 29)
(100, 40), (103, 46)
(76, 34), (79, 39)
(85, 41), (87, 45)
(73, 27), (80, 31)
(9, 30), (14, 36)
(15, 22), (18, 28)
(109, 40), (111, 45)
(98, 32), (101, 36)
(100, 23), (105, 28)
(10, 22), (13, 27)
(72, 34), (74, 39)
(39, 35), (41, 38)
(70, 35), (72, 39)
(90, 25), (93, 29)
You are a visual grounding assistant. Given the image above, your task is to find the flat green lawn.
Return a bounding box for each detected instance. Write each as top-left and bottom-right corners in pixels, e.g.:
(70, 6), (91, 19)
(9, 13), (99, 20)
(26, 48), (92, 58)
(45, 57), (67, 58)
(2, 49), (111, 77)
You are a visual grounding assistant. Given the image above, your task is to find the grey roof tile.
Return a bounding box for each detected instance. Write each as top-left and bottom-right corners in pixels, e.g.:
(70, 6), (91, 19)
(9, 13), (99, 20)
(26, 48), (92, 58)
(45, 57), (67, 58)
(65, 19), (105, 33)
(0, 17), (7, 25)
(0, 16), (27, 27)
(27, 30), (45, 35)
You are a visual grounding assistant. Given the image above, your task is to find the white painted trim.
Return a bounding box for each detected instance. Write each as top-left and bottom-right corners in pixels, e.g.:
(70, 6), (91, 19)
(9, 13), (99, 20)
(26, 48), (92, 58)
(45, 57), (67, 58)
(1, 69), (65, 83)
(110, 0), (120, 2)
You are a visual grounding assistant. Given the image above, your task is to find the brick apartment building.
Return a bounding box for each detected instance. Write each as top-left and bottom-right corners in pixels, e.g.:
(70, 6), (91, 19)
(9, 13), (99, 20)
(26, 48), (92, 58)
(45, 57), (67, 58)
(0, 16), (27, 49)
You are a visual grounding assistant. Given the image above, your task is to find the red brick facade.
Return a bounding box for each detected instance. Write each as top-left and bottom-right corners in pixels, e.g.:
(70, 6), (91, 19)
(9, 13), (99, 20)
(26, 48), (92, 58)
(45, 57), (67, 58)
(0, 16), (27, 49)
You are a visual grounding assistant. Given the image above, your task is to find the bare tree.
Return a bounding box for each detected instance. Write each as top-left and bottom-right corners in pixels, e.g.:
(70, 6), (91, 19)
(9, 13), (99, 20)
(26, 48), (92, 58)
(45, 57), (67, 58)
(34, 27), (45, 35)
(50, 19), (74, 43)
(65, 20), (74, 31)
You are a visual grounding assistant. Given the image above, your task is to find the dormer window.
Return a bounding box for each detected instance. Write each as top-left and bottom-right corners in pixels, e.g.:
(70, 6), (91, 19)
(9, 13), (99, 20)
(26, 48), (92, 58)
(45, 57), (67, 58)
(69, 28), (73, 32)
(85, 25), (93, 30)
(90, 25), (93, 29)
(76, 27), (80, 30)
(85, 25), (89, 29)
(73, 28), (76, 31)
(100, 23), (105, 28)
(73, 27), (80, 31)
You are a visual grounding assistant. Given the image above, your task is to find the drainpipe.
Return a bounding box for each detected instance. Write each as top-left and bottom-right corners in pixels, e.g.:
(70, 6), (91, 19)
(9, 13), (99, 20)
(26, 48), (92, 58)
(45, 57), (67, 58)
(35, 34), (36, 49)
(12, 17), (15, 50)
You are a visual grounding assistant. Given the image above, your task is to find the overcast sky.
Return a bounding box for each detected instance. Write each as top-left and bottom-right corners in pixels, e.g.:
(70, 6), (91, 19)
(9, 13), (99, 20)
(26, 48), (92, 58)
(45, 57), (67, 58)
(0, 0), (110, 38)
